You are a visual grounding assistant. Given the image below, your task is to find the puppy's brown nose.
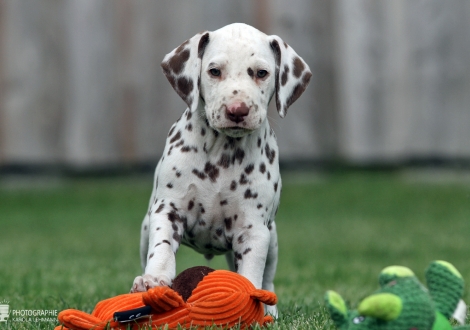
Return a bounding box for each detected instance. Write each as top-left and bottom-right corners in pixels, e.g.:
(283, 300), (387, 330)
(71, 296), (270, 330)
(226, 102), (249, 123)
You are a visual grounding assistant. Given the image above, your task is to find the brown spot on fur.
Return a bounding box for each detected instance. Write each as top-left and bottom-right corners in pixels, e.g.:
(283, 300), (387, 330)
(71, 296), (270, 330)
(177, 77), (194, 97)
(192, 169), (207, 180)
(286, 71), (312, 109)
(224, 217), (232, 230)
(168, 49), (190, 75)
(293, 57), (305, 78)
(245, 164), (255, 174)
(156, 204), (165, 213)
(181, 145), (196, 152)
(175, 140), (184, 148)
(281, 64), (289, 86)
(259, 162), (266, 174)
(204, 162), (219, 182)
(232, 148), (245, 165)
(225, 137), (236, 150)
(270, 40), (281, 67)
(168, 125), (176, 137)
(188, 200), (194, 210)
(175, 40), (189, 54)
(168, 210), (181, 222)
(239, 174), (249, 185)
(198, 33), (210, 59)
(270, 39), (282, 112)
(244, 189), (258, 199)
(230, 180), (237, 191)
(170, 131), (182, 144)
(217, 153), (231, 169)
(265, 144), (276, 164)
(173, 232), (181, 243)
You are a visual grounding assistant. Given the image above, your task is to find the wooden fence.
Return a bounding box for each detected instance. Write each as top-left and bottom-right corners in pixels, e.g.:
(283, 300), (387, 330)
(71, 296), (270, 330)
(0, 0), (469, 168)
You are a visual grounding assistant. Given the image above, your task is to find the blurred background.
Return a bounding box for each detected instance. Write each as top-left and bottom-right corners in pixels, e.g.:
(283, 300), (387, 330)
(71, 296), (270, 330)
(1, 2), (470, 326)
(1, 0), (469, 172)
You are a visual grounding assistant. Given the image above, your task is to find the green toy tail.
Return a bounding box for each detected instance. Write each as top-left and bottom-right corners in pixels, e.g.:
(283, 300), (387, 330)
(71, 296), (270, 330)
(426, 261), (464, 319)
(325, 291), (348, 329)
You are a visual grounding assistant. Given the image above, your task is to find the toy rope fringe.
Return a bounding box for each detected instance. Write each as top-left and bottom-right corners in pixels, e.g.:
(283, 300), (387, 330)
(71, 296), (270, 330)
(55, 270), (277, 330)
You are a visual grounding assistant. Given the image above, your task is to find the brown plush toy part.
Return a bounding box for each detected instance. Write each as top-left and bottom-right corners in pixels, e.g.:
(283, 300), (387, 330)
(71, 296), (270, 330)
(55, 266), (277, 329)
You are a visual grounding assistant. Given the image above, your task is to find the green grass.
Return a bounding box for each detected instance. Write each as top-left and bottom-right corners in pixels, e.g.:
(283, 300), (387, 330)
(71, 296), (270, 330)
(1, 170), (470, 329)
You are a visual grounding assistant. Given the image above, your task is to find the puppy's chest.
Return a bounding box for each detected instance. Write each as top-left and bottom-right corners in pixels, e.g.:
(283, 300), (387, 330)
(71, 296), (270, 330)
(179, 198), (242, 255)
(154, 111), (281, 254)
(159, 111), (280, 198)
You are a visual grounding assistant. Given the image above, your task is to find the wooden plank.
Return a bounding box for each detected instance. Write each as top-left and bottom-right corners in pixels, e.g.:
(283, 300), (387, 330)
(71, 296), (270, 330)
(2, 0), (66, 164)
(0, 0), (469, 167)
(63, 0), (118, 166)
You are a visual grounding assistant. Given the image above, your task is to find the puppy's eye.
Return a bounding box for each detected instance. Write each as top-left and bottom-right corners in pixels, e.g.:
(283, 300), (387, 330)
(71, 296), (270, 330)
(257, 70), (268, 78)
(209, 68), (221, 77)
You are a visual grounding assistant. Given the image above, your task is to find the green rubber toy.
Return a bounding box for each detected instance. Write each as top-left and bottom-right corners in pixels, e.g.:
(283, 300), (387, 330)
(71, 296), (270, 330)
(325, 261), (469, 330)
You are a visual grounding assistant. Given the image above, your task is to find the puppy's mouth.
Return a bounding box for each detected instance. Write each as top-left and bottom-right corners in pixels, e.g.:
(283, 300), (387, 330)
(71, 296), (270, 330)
(219, 126), (253, 137)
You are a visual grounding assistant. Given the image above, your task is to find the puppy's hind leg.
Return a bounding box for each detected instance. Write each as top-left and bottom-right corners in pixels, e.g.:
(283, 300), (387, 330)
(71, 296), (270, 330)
(139, 215), (150, 272)
(263, 222), (278, 318)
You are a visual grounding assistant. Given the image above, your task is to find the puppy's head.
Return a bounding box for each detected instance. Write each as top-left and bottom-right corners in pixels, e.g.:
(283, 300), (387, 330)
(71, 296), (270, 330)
(161, 23), (312, 138)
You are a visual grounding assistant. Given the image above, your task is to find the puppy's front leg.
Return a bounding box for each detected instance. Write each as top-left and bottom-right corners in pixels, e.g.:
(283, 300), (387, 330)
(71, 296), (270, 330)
(232, 223), (271, 289)
(131, 205), (183, 292)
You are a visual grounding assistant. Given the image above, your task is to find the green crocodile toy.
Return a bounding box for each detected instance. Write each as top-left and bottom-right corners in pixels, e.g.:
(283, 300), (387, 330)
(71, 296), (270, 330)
(325, 261), (469, 330)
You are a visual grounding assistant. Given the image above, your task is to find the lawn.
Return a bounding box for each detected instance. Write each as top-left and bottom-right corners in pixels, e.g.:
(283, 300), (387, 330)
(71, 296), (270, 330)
(1, 170), (469, 329)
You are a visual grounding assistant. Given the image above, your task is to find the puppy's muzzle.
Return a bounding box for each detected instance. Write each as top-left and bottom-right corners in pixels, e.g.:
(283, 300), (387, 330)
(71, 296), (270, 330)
(226, 102), (250, 123)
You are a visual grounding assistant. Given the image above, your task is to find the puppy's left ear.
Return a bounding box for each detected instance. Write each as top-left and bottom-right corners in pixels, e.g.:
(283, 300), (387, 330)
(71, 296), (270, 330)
(268, 36), (312, 118)
(161, 31), (210, 112)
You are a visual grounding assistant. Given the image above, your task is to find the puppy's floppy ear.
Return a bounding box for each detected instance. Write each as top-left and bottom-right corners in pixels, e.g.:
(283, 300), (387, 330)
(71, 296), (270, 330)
(268, 36), (312, 118)
(161, 31), (210, 112)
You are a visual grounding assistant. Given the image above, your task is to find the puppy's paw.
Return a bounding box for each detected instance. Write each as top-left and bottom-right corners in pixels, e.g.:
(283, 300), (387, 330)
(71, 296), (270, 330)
(265, 304), (278, 319)
(130, 274), (172, 293)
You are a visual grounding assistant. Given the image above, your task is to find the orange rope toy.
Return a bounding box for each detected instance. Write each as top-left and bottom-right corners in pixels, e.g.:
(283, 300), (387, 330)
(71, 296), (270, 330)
(55, 266), (277, 329)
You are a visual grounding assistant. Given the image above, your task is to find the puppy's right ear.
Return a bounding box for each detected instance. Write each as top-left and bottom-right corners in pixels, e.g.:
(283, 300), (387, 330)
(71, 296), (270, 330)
(268, 35), (312, 118)
(161, 31), (210, 112)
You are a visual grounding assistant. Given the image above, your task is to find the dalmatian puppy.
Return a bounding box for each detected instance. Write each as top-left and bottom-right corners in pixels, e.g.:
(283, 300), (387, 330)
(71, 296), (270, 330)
(131, 23), (311, 316)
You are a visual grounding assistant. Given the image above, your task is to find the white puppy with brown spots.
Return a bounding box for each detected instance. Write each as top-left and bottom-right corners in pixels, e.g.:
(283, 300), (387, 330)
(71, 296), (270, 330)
(132, 23), (311, 316)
